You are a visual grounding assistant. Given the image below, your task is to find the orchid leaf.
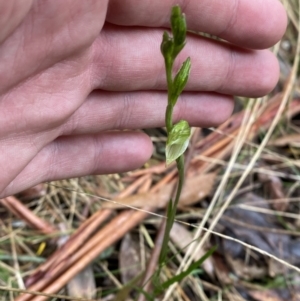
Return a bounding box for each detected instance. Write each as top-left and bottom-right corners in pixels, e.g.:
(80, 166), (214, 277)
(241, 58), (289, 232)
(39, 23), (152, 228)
(166, 120), (191, 165)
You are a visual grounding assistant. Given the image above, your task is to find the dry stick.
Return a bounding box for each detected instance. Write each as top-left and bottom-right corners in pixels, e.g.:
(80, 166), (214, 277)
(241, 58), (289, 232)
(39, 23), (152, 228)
(26, 208), (112, 285)
(0, 197), (56, 234)
(21, 176), (150, 300)
(18, 210), (135, 301)
(185, 128), (201, 168)
(150, 168), (177, 192)
(0, 286), (99, 301)
(137, 219), (166, 301)
(195, 94), (285, 160)
(117, 174), (151, 198)
(198, 128), (240, 159)
(197, 98), (300, 177)
(139, 170), (179, 295)
(137, 178), (177, 301)
(193, 107), (276, 175)
(195, 112), (244, 150)
(25, 175), (148, 289)
(27, 210), (149, 301)
(130, 162), (174, 177)
(192, 134), (238, 175)
(196, 141), (235, 175)
(115, 171), (177, 300)
(194, 93), (285, 164)
(138, 177), (152, 193)
(18, 209), (112, 301)
(17, 190), (299, 300)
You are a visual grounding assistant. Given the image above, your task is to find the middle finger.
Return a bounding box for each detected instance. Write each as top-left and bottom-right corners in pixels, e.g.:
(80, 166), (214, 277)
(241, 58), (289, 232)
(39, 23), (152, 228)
(92, 24), (279, 98)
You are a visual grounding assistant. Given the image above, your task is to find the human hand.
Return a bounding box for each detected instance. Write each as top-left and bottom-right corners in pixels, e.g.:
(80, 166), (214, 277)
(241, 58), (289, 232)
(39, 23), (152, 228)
(0, 0), (287, 198)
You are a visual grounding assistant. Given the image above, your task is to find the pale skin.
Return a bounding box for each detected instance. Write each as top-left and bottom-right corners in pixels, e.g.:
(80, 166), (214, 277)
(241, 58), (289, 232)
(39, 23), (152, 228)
(0, 0), (287, 198)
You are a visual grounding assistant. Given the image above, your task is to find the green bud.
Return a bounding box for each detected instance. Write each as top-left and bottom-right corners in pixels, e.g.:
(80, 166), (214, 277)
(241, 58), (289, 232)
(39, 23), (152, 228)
(171, 6), (187, 47)
(171, 57), (191, 103)
(166, 120), (191, 165)
(172, 43), (185, 60)
(161, 31), (174, 59)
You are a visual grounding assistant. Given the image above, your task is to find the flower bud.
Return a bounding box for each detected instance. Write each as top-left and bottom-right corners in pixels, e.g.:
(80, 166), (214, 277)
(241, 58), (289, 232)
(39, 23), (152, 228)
(172, 57), (191, 103)
(161, 31), (174, 59)
(171, 6), (187, 47)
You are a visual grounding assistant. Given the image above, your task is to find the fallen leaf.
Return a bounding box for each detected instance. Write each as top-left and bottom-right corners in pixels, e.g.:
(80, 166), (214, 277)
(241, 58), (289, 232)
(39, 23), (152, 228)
(119, 234), (143, 284)
(169, 222), (214, 277)
(103, 173), (216, 209)
(225, 253), (267, 280)
(258, 173), (288, 212)
(219, 193), (300, 278)
(67, 265), (96, 299)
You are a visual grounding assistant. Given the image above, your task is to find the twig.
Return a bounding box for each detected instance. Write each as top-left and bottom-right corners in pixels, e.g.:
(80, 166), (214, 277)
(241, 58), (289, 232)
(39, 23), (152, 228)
(0, 196), (56, 234)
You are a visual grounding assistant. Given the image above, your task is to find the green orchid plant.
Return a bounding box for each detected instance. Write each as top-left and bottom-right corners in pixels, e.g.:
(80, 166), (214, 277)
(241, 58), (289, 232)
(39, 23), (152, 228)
(158, 5), (191, 270)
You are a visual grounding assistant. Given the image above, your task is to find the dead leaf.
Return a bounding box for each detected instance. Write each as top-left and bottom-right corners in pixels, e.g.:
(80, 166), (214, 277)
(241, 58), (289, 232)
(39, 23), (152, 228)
(67, 265), (96, 299)
(258, 173), (288, 212)
(119, 234), (143, 285)
(219, 193), (300, 279)
(169, 223), (214, 277)
(225, 253), (267, 280)
(103, 173), (216, 209)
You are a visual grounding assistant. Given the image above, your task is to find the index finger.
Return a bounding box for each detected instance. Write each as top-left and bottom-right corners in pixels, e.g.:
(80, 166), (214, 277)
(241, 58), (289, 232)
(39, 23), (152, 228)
(106, 0), (287, 49)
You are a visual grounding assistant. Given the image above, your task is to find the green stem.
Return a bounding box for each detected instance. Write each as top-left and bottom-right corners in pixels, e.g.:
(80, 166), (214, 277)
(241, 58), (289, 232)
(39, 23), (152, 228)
(165, 104), (173, 133)
(165, 59), (173, 89)
(157, 154), (184, 270)
(174, 155), (184, 208)
(165, 60), (174, 133)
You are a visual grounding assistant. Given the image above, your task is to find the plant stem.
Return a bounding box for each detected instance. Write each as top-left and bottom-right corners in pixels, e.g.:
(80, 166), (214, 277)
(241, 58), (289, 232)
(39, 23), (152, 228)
(165, 104), (173, 133)
(155, 4), (191, 284)
(174, 155), (184, 208)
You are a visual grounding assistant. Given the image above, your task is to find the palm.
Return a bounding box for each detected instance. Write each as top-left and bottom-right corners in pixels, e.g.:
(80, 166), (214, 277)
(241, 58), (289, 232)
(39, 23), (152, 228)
(0, 1), (108, 196)
(0, 0), (286, 197)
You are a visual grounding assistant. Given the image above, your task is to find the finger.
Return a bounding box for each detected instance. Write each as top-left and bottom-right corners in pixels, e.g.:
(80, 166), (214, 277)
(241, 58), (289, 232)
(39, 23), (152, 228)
(93, 25), (279, 97)
(0, 129), (60, 198)
(106, 0), (287, 49)
(61, 91), (234, 136)
(3, 132), (153, 196)
(0, 0), (33, 44)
